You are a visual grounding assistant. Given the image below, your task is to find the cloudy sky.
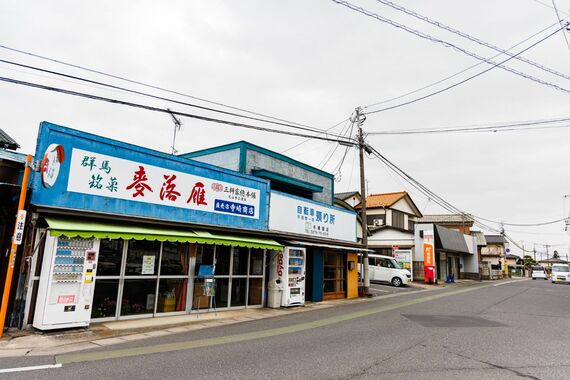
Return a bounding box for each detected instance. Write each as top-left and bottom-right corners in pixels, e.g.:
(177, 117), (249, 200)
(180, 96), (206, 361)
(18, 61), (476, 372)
(1, 0), (570, 258)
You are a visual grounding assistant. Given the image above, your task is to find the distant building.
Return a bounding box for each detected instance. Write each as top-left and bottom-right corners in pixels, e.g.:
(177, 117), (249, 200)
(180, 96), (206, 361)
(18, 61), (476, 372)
(355, 191), (422, 256)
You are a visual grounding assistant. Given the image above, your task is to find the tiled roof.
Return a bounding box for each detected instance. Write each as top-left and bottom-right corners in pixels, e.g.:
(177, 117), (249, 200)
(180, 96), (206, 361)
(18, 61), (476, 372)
(358, 191), (407, 208)
(471, 231), (487, 246)
(0, 128), (19, 150)
(417, 214), (474, 225)
(335, 191), (360, 200)
(484, 235), (505, 244)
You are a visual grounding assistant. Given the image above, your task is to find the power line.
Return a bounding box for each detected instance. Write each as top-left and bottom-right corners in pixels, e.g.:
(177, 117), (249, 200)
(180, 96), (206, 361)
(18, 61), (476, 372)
(332, 0), (570, 113)
(0, 58), (329, 136)
(0, 44), (316, 132)
(550, 0), (570, 56)
(363, 22), (568, 115)
(364, 20), (563, 110)
(0, 75), (358, 145)
(281, 118), (350, 154)
(367, 116), (570, 135)
(373, 0), (570, 82)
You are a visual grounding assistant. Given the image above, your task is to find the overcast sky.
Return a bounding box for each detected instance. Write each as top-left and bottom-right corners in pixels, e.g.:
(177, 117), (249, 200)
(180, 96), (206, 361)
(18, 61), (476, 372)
(2, 0), (570, 258)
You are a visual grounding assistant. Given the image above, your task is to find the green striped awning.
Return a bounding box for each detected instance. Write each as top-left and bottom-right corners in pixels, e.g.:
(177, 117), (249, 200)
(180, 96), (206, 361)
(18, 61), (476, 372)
(45, 217), (283, 251)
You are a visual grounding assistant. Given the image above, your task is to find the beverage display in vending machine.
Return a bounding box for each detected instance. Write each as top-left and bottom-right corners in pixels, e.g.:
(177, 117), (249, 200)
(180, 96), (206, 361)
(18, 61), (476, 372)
(33, 234), (100, 330)
(269, 247), (306, 307)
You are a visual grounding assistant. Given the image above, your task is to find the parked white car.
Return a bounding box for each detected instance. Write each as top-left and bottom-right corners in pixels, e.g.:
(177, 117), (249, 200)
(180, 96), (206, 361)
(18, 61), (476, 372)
(551, 263), (570, 284)
(531, 266), (548, 280)
(368, 254), (411, 287)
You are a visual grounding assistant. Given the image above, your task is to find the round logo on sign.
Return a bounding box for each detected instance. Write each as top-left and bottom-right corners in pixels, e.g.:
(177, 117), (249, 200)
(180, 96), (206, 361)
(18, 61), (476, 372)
(41, 144), (65, 188)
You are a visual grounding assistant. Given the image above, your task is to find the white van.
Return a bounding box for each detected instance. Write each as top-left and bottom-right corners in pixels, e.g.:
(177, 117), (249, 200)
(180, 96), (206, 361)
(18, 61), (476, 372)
(551, 263), (570, 284)
(368, 254), (411, 287)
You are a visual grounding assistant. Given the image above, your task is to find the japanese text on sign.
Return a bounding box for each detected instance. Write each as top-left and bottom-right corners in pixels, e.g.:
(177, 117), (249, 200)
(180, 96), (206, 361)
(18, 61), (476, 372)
(13, 210), (26, 245)
(67, 149), (260, 219)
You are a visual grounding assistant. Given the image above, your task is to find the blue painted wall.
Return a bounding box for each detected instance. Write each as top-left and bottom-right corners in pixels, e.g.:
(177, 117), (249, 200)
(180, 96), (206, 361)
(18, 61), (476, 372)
(31, 122), (270, 231)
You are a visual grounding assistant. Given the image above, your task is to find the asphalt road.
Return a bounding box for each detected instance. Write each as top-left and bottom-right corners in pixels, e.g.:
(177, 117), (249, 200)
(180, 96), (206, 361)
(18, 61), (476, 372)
(3, 278), (570, 379)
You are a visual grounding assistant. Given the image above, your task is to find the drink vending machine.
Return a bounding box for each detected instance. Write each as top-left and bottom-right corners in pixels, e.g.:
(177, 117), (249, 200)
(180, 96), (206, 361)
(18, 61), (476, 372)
(268, 247), (306, 307)
(33, 233), (99, 330)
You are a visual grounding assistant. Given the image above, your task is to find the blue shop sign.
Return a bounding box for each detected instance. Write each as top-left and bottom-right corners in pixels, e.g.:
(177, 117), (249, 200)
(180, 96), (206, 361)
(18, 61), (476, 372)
(31, 122), (269, 231)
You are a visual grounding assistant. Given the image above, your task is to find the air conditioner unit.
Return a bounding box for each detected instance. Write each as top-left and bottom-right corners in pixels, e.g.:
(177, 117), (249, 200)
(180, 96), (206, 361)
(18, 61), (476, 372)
(373, 219), (383, 226)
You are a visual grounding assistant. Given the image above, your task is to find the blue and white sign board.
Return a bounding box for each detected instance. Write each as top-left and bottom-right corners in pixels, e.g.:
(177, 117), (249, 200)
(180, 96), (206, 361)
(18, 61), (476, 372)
(31, 122), (269, 230)
(269, 192), (357, 242)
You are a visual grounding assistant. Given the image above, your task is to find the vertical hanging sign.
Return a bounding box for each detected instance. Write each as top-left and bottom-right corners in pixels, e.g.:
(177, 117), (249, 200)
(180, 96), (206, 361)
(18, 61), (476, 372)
(423, 229), (435, 267)
(13, 210), (27, 245)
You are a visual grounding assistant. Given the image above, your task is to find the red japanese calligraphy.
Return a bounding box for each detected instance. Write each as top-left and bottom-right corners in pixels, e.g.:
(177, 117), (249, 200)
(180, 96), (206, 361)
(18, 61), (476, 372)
(159, 174), (181, 201)
(187, 181), (207, 206)
(126, 166), (153, 197)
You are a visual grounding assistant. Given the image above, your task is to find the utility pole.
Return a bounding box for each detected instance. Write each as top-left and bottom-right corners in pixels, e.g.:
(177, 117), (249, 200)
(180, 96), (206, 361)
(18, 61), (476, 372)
(353, 106), (370, 295)
(168, 108), (182, 155)
(533, 244), (536, 261)
(546, 244), (550, 260)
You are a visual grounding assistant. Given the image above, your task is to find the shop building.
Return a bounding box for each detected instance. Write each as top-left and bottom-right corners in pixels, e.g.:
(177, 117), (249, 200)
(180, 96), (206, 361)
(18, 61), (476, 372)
(414, 224), (479, 282)
(18, 123), (362, 331)
(25, 122), (284, 330)
(182, 141), (363, 302)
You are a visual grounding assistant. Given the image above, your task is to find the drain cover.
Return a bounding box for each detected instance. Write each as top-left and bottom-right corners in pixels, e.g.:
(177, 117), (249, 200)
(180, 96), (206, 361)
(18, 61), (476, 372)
(402, 314), (506, 328)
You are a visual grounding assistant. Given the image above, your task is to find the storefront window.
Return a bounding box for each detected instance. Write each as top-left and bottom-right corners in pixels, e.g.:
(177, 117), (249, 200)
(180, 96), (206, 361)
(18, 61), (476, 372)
(215, 245), (231, 275)
(157, 278), (187, 313)
(97, 239), (124, 276)
(91, 279), (119, 318)
(215, 278), (230, 308)
(125, 240), (160, 276)
(233, 247), (249, 275)
(160, 242), (189, 276)
(250, 249), (264, 275)
(231, 278), (247, 307)
(195, 244), (214, 276)
(121, 279), (157, 316)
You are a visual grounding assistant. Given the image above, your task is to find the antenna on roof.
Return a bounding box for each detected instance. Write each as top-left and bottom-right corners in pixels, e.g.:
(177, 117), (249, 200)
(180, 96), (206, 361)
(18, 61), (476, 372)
(167, 108), (182, 155)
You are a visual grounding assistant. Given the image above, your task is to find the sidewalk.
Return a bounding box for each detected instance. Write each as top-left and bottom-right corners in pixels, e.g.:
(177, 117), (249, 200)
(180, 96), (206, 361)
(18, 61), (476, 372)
(0, 295), (379, 358)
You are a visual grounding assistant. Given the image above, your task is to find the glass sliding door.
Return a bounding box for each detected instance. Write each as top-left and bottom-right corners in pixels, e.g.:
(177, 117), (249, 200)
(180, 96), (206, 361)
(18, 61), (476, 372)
(192, 245), (266, 311)
(93, 239), (192, 321)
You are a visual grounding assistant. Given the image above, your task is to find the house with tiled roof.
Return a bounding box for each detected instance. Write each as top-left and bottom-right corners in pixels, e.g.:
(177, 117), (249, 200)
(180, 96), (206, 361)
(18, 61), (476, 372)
(355, 191), (422, 257)
(334, 191), (361, 208)
(417, 214), (474, 235)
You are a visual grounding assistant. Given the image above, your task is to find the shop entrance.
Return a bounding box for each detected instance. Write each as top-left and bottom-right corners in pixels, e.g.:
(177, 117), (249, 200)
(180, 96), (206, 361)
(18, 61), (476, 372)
(323, 251), (346, 300)
(192, 245), (266, 310)
(92, 239), (191, 320)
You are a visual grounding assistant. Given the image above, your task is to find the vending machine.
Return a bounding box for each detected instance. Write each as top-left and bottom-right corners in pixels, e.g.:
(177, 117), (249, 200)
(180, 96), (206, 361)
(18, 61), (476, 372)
(33, 234), (99, 330)
(269, 247), (306, 307)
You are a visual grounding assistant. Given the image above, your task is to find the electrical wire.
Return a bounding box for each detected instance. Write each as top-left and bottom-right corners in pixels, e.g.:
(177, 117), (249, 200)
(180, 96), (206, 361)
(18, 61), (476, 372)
(373, 0), (570, 82)
(364, 19), (563, 109)
(550, 0), (570, 56)
(0, 44), (315, 132)
(0, 75), (358, 145)
(0, 58), (330, 136)
(367, 116), (570, 135)
(332, 0), (570, 115)
(281, 118), (350, 154)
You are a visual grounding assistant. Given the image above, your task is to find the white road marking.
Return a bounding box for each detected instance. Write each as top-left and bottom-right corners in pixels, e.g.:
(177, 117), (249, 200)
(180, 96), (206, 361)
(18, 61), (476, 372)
(0, 363), (62, 373)
(493, 279), (527, 287)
